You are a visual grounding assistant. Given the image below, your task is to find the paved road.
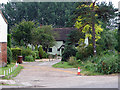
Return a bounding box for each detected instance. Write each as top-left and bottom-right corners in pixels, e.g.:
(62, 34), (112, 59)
(1, 59), (118, 88)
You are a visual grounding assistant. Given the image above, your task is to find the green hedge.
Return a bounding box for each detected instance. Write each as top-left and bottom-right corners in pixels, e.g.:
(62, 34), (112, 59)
(7, 34), (11, 48)
(11, 47), (22, 60)
(25, 56), (34, 62)
(7, 47), (12, 64)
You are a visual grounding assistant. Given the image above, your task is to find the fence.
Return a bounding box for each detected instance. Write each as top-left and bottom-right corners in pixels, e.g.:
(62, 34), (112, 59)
(0, 63), (19, 78)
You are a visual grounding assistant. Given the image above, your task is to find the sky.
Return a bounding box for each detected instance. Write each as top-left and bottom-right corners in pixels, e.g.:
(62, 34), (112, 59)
(0, 0), (119, 8)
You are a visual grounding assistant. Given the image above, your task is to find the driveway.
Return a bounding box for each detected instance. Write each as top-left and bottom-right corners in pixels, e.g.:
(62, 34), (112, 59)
(1, 59), (118, 88)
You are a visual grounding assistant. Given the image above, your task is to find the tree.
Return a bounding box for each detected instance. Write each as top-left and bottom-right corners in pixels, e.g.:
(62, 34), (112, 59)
(12, 20), (36, 46)
(67, 30), (84, 45)
(1, 2), (76, 31)
(74, 1), (116, 55)
(75, 1), (102, 55)
(31, 25), (55, 52)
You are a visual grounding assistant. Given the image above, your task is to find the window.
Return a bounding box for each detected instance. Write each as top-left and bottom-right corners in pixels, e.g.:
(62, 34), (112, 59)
(48, 48), (52, 52)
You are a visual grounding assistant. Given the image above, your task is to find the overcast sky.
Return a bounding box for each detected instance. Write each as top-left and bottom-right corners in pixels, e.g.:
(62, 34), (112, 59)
(0, 0), (119, 8)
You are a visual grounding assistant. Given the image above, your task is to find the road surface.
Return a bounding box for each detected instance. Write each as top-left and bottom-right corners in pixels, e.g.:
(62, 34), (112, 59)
(1, 59), (118, 88)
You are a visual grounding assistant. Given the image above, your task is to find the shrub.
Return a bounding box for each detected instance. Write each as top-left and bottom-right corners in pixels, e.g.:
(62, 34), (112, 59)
(7, 47), (12, 64)
(85, 50), (119, 74)
(35, 45), (38, 51)
(24, 56), (34, 62)
(42, 51), (48, 58)
(21, 48), (32, 60)
(31, 51), (36, 60)
(76, 45), (103, 61)
(34, 51), (39, 59)
(11, 47), (22, 60)
(38, 46), (44, 59)
(7, 34), (11, 48)
(62, 45), (77, 62)
(96, 51), (119, 74)
(68, 56), (78, 66)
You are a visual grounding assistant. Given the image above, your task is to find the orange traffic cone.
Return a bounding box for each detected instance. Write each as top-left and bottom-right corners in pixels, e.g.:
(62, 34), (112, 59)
(16, 61), (18, 67)
(77, 67), (81, 75)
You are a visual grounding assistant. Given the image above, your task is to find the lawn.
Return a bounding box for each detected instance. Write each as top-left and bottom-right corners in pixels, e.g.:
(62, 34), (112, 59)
(0, 63), (23, 79)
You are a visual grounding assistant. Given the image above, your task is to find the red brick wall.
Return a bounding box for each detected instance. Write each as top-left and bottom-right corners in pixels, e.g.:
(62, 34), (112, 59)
(0, 42), (7, 66)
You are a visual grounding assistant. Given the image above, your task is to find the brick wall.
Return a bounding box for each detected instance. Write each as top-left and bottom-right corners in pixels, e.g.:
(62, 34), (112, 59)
(0, 42), (7, 67)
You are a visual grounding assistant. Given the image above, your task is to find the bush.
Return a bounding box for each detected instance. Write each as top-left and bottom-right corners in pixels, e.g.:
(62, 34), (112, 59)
(68, 56), (78, 66)
(7, 34), (11, 48)
(7, 47), (12, 64)
(21, 48), (32, 60)
(62, 45), (77, 62)
(76, 45), (103, 61)
(24, 56), (34, 62)
(38, 46), (44, 59)
(34, 51), (39, 59)
(11, 47), (22, 60)
(31, 51), (36, 60)
(96, 51), (119, 74)
(85, 50), (119, 74)
(42, 51), (48, 58)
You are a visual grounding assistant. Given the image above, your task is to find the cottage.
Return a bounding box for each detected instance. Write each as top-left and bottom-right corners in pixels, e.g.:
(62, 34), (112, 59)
(47, 28), (89, 56)
(0, 10), (8, 67)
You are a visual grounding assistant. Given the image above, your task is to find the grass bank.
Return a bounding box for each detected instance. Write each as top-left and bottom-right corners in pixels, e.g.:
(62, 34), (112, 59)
(0, 63), (23, 79)
(53, 51), (119, 76)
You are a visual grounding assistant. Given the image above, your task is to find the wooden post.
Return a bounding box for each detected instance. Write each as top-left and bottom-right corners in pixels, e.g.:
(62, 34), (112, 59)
(4, 70), (5, 76)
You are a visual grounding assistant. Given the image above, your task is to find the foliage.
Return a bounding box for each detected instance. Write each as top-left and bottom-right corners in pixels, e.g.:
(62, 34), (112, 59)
(76, 45), (103, 61)
(2, 2), (76, 30)
(35, 45), (38, 51)
(25, 56), (34, 62)
(42, 51), (48, 58)
(7, 34), (12, 48)
(12, 20), (36, 46)
(62, 44), (77, 62)
(97, 30), (117, 50)
(7, 47), (12, 64)
(75, 16), (103, 44)
(11, 47), (22, 60)
(118, 20), (120, 52)
(52, 61), (75, 68)
(68, 56), (78, 66)
(32, 25), (55, 52)
(33, 51), (39, 59)
(84, 50), (119, 74)
(38, 46), (44, 59)
(21, 47), (36, 60)
(67, 30), (84, 45)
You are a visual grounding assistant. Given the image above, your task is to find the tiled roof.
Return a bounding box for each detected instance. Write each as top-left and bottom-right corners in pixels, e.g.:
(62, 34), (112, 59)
(53, 28), (76, 41)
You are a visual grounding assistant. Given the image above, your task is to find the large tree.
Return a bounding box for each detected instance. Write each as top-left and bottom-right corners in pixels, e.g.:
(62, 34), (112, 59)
(31, 25), (55, 52)
(1, 2), (76, 32)
(74, 1), (116, 55)
(12, 20), (36, 46)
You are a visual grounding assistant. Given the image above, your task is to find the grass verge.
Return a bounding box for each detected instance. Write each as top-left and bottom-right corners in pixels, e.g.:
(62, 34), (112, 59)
(52, 61), (104, 76)
(0, 63), (23, 79)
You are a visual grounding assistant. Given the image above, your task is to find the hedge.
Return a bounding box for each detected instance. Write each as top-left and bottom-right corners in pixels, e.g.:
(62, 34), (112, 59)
(11, 48), (22, 60)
